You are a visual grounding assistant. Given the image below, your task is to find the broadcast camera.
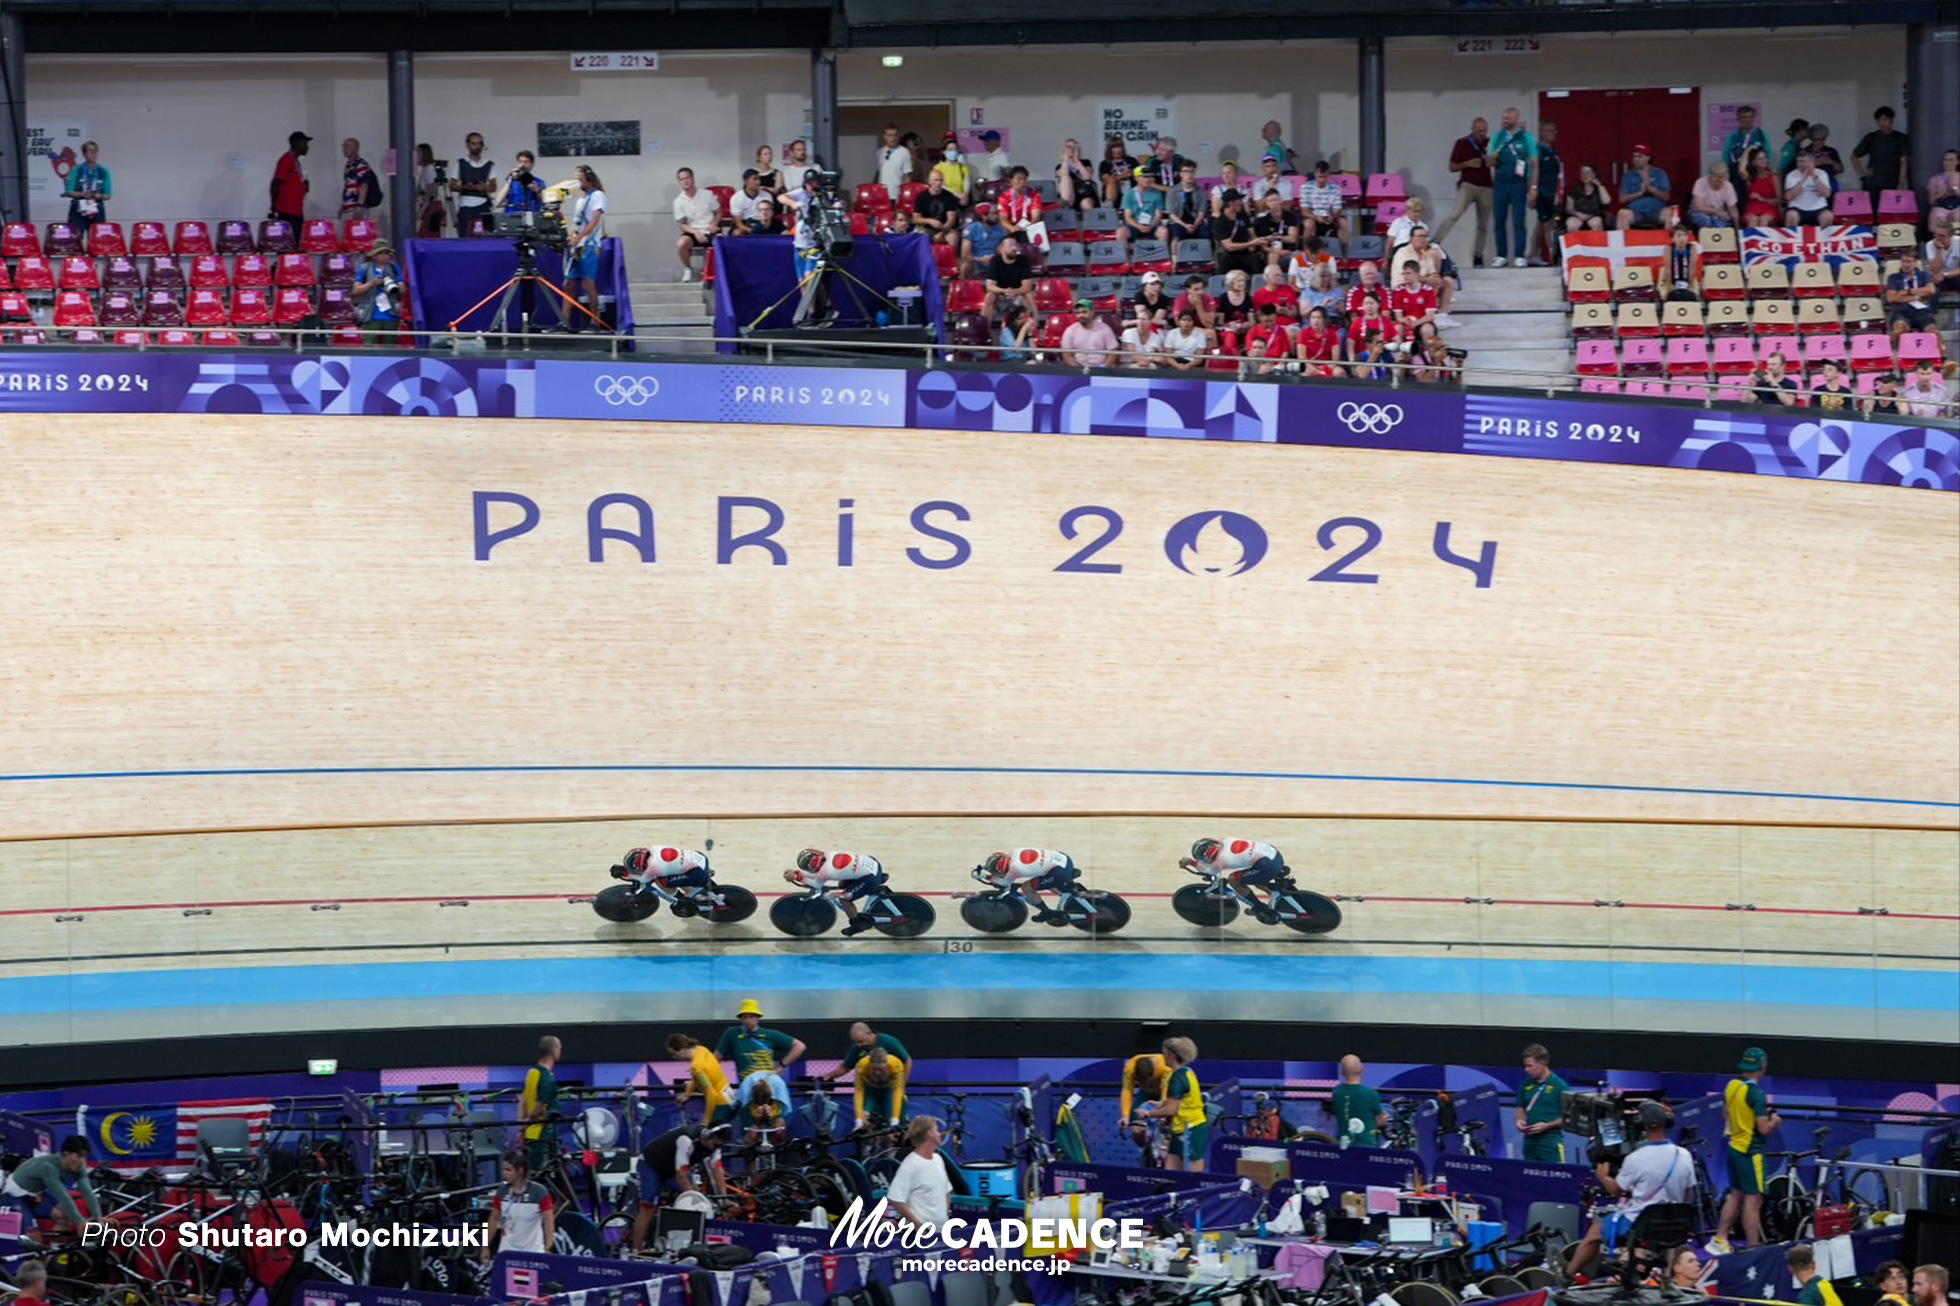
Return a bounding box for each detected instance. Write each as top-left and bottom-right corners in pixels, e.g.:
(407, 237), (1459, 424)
(798, 167), (854, 259)
(431, 157), (450, 187)
(1562, 1091), (1657, 1167)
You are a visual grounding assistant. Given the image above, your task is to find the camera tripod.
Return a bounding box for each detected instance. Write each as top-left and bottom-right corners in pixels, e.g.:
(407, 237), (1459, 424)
(743, 246), (899, 332)
(447, 240), (606, 341)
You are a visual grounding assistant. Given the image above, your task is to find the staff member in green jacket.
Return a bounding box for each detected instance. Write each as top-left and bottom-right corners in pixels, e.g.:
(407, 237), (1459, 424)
(1516, 1043), (1570, 1163)
(817, 1022), (911, 1082)
(1, 1136), (102, 1231)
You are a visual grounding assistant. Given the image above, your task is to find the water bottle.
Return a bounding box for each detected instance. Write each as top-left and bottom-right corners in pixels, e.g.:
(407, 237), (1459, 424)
(1313, 1207), (1328, 1239)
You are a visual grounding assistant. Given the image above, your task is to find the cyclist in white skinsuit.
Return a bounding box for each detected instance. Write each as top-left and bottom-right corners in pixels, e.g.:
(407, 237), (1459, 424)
(613, 845), (714, 900)
(785, 849), (890, 936)
(976, 848), (1082, 924)
(1179, 837), (1291, 907)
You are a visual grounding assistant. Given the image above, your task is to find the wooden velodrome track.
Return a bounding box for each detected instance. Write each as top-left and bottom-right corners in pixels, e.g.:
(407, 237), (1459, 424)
(1, 415), (1955, 1044)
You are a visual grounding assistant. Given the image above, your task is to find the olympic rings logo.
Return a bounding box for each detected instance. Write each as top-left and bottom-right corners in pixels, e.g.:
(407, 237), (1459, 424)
(1337, 402), (1405, 434)
(593, 375), (661, 406)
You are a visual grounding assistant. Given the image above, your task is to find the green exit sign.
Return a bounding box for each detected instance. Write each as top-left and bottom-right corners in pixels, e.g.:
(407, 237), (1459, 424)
(307, 1059), (338, 1077)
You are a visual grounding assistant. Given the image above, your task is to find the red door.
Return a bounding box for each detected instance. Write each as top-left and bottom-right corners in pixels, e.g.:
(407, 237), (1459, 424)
(1539, 87), (1700, 212)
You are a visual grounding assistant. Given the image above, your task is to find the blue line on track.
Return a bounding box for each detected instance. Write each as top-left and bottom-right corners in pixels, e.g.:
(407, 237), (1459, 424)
(0, 763), (1951, 809)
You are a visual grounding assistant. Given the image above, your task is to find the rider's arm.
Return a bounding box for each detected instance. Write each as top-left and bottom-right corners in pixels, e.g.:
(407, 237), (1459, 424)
(891, 1061), (907, 1122)
(674, 1136), (699, 1193)
(1119, 1057), (1138, 1121)
(854, 1066), (867, 1125)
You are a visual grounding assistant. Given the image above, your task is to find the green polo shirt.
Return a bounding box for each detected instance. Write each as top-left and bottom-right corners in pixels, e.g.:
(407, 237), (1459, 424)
(1330, 1083), (1383, 1147)
(1519, 1071), (1569, 1162)
(715, 1025), (796, 1079)
(839, 1032), (910, 1071)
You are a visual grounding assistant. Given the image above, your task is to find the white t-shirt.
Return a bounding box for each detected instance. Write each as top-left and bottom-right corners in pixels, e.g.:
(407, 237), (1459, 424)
(781, 163), (813, 192)
(1163, 326), (1209, 361)
(878, 145), (913, 199)
(980, 149), (1013, 182)
(1785, 169), (1831, 212)
(674, 189), (722, 232)
(1924, 239), (1960, 276)
(573, 189), (608, 247)
(1119, 325), (1163, 363)
(1614, 1141), (1697, 1217)
(885, 1150), (953, 1231)
(493, 1179), (555, 1253)
(729, 188), (765, 224)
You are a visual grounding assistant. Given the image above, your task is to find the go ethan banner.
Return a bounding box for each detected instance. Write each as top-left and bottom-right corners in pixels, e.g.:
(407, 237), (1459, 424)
(0, 352), (1950, 491)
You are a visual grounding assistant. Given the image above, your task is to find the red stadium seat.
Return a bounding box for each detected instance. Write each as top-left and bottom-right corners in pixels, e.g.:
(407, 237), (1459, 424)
(44, 223), (84, 257)
(0, 261), (11, 291)
(328, 326), (365, 348)
(1034, 278), (1074, 313)
(230, 286), (272, 327)
(173, 221), (215, 257)
(99, 291), (143, 327)
(849, 212), (872, 236)
(931, 242), (958, 279)
(215, 221), (255, 256)
(157, 329), (198, 347)
(234, 254), (273, 288)
(189, 255), (231, 289)
(13, 256), (56, 293)
(57, 256), (101, 292)
(898, 182), (927, 212)
(0, 291), (31, 324)
(87, 222), (128, 258)
(52, 290), (97, 328)
(1205, 331), (1242, 373)
(202, 329), (242, 347)
(1037, 312), (1070, 353)
(275, 253), (317, 287)
(112, 329), (149, 347)
(854, 183), (893, 214)
(147, 260), (186, 292)
(257, 219), (298, 254)
(69, 328), (108, 345)
(131, 222), (171, 258)
(317, 286), (357, 325)
(142, 289), (186, 328)
(301, 219), (341, 253)
(944, 279), (986, 314)
(342, 218), (380, 253)
(273, 286), (313, 325)
(186, 288), (229, 328)
(102, 256), (143, 290)
(3, 222), (42, 257)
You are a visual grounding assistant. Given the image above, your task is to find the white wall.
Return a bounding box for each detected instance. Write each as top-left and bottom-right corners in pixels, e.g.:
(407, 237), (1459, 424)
(26, 26), (1906, 280)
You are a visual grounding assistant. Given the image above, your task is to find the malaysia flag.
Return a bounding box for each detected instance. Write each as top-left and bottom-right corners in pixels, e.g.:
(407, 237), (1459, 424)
(1742, 224), (1877, 272)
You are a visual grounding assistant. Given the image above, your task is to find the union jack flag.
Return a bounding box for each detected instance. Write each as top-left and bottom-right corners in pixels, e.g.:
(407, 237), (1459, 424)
(1742, 224), (1877, 272)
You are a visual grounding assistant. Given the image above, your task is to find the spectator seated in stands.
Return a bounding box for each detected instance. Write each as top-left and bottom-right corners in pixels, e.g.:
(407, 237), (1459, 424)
(1295, 305), (1342, 376)
(1386, 195), (1428, 250)
(1408, 320), (1455, 383)
(996, 167), (1043, 245)
(1214, 268), (1257, 344)
(1209, 162), (1246, 216)
(1253, 193), (1299, 269)
(1406, 228), (1459, 325)
(1926, 228), (1960, 295)
(1346, 261), (1388, 318)
(1390, 258), (1439, 333)
(1298, 161), (1350, 244)
(888, 208), (915, 235)
(977, 131), (1013, 184)
(982, 235), (1037, 322)
(1864, 371), (1904, 417)
(1809, 358), (1855, 411)
(1121, 167), (1169, 244)
(1056, 138), (1098, 213)
(1742, 149), (1782, 224)
(1928, 149), (1960, 236)
(1565, 163), (1611, 232)
(751, 145), (783, 195)
(1173, 274), (1219, 340)
(1247, 155), (1289, 208)
(1118, 303), (1165, 368)
(1146, 136), (1189, 190)
(960, 203), (1005, 279)
(1244, 302), (1295, 374)
(1161, 308), (1210, 370)
(1617, 144), (1670, 230)
(1099, 137), (1138, 207)
(1783, 150), (1836, 226)
(1298, 261), (1346, 326)
(729, 170), (766, 228)
(1060, 299), (1119, 367)
(1885, 250), (1937, 339)
(1663, 224), (1700, 300)
(1346, 291), (1400, 374)
(997, 303), (1034, 362)
(1903, 360), (1951, 418)
(1750, 351), (1802, 406)
(1806, 123), (1846, 178)
(1690, 160), (1740, 228)
(1132, 271), (1175, 329)
(1253, 265), (1298, 321)
(1211, 191), (1264, 278)
(913, 170), (962, 244)
(1349, 326), (1396, 381)
(1164, 161), (1209, 244)
(738, 197), (786, 237)
(929, 134), (968, 203)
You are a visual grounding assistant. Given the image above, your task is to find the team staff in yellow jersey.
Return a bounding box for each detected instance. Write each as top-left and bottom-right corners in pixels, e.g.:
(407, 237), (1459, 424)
(1709, 1046), (1781, 1253)
(1140, 1038), (1208, 1171)
(664, 1033), (736, 1127)
(519, 1035), (562, 1170)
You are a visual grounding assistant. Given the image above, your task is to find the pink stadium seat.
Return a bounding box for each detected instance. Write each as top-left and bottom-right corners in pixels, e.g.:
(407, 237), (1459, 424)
(131, 222), (171, 258)
(301, 219), (341, 254)
(1804, 335), (1847, 367)
(1364, 173), (1406, 205)
(57, 256), (100, 292)
(1331, 174), (1363, 204)
(44, 223), (84, 257)
(1621, 339), (1664, 377)
(173, 221), (216, 257)
(1666, 338), (1710, 378)
(1576, 340), (1617, 376)
(1831, 191), (1873, 222)
(3, 222), (42, 257)
(87, 222), (128, 258)
(1756, 335), (1800, 365)
(1580, 377), (1622, 395)
(1376, 200), (1408, 227)
(1877, 189), (1919, 221)
(1712, 338), (1755, 376)
(1624, 380), (1670, 398)
(1849, 333), (1894, 372)
(1898, 332), (1942, 366)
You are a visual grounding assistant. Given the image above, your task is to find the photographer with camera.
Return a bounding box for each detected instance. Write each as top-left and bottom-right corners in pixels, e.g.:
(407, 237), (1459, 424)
(1570, 1100), (1697, 1278)
(497, 150), (545, 221)
(1710, 1047), (1781, 1254)
(352, 240), (406, 335)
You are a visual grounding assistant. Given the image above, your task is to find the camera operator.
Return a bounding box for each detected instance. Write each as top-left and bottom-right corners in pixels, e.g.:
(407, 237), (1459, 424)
(352, 240), (405, 335)
(565, 166), (608, 331)
(1569, 1101), (1696, 1277)
(497, 150), (545, 221)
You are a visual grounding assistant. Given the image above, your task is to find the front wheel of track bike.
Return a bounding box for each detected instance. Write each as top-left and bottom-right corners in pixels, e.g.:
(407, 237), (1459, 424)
(1068, 889), (1132, 936)
(960, 892), (1028, 934)
(700, 884), (758, 924)
(594, 884), (659, 923)
(872, 893), (935, 938)
(1173, 883), (1240, 927)
(1279, 888), (1342, 934)
(769, 894), (837, 937)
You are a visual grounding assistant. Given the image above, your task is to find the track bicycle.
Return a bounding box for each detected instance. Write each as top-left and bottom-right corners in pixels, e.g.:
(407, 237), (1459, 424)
(768, 879), (935, 938)
(958, 867), (1132, 936)
(1170, 864), (1341, 933)
(593, 868), (758, 926)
